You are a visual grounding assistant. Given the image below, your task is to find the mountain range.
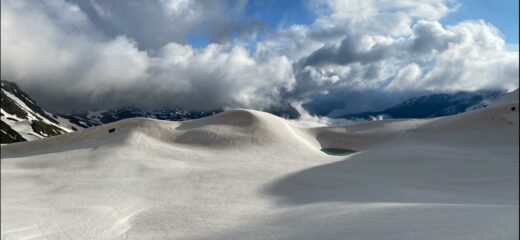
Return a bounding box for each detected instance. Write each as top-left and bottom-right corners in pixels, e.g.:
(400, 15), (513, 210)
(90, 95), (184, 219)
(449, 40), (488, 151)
(339, 90), (505, 120)
(0, 80), (509, 144)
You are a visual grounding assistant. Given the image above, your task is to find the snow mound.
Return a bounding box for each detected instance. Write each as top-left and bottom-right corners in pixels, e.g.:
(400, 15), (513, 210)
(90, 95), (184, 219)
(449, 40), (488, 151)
(2, 109), (320, 157)
(172, 109), (317, 148)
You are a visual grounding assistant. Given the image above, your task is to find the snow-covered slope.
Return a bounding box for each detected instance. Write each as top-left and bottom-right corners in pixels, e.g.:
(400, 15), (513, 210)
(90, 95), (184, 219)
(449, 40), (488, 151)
(0, 80), (82, 143)
(1, 90), (518, 239)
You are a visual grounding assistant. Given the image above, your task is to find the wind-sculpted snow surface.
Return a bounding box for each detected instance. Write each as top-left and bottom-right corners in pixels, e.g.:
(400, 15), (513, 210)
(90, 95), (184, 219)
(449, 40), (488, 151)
(1, 91), (518, 239)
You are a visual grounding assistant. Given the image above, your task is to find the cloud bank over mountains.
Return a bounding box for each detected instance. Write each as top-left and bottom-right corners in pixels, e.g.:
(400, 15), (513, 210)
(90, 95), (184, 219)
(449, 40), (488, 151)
(1, 0), (518, 113)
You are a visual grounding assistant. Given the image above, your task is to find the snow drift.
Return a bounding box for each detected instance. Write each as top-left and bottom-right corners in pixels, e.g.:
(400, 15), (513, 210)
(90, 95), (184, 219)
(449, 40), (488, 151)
(1, 90), (518, 240)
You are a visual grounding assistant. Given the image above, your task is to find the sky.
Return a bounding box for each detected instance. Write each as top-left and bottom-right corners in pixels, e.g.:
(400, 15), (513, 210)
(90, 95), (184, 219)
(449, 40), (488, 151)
(443, 0), (519, 47)
(1, 0), (519, 114)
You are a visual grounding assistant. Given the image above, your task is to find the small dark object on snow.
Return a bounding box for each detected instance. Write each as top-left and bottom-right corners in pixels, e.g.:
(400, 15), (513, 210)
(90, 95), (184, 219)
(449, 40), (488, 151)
(511, 107), (516, 111)
(108, 128), (116, 133)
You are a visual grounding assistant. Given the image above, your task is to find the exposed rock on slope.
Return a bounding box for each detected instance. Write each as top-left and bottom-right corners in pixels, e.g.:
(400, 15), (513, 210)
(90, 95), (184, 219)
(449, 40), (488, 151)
(1, 80), (81, 143)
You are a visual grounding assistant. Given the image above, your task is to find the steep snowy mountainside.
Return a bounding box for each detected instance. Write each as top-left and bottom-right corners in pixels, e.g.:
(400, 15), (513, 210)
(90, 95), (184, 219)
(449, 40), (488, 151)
(0, 80), (82, 143)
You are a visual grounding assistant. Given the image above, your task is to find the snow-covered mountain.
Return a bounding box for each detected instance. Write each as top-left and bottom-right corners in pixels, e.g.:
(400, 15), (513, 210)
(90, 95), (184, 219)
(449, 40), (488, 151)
(339, 90), (505, 120)
(1, 80), (82, 144)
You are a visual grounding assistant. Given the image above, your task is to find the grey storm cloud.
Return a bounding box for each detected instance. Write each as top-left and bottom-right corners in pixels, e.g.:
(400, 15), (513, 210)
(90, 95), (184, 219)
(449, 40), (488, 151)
(290, 18), (518, 105)
(1, 0), (518, 114)
(0, 0), (293, 112)
(67, 0), (258, 50)
(410, 20), (455, 54)
(300, 35), (398, 67)
(299, 21), (467, 69)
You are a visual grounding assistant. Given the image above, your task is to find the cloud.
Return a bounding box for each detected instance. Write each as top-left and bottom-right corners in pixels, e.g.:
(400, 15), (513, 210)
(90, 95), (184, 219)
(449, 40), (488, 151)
(299, 35), (399, 67)
(288, 101), (363, 127)
(1, 0), (518, 116)
(417, 20), (519, 91)
(146, 43), (295, 110)
(1, 0), (294, 112)
(68, 0), (256, 49)
(281, 1), (518, 115)
(385, 63), (423, 91)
